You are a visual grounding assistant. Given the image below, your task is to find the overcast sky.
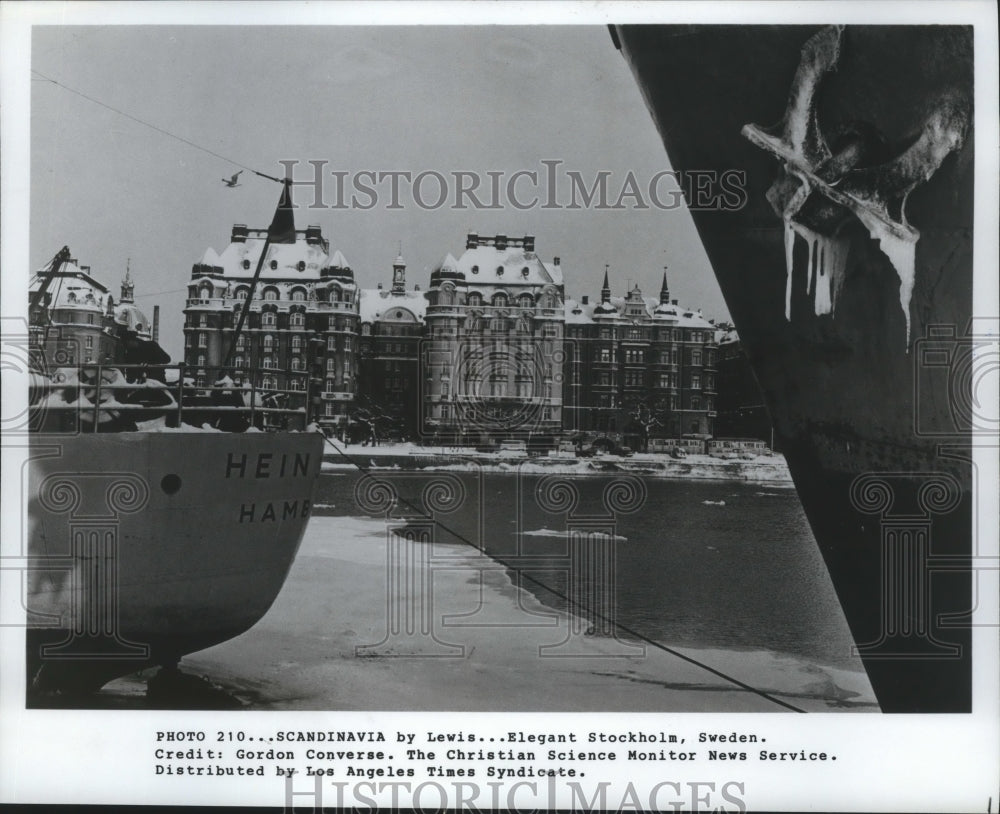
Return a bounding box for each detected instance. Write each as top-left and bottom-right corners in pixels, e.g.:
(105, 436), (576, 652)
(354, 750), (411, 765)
(30, 24), (728, 360)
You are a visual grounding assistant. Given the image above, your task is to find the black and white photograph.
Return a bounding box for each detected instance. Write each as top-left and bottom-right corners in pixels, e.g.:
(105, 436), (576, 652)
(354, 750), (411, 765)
(1, 2), (998, 811)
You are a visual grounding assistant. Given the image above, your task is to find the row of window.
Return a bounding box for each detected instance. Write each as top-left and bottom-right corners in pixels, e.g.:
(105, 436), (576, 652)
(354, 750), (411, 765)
(566, 326), (711, 342)
(187, 333), (355, 352)
(441, 291), (560, 309)
(193, 285), (355, 304)
(427, 404), (556, 421)
(589, 347), (709, 365)
(188, 313), (357, 331)
(574, 370), (713, 389)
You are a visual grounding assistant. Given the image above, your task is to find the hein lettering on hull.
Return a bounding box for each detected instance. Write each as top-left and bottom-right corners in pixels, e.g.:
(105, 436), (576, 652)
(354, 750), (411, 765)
(225, 451), (312, 480)
(225, 451), (316, 524)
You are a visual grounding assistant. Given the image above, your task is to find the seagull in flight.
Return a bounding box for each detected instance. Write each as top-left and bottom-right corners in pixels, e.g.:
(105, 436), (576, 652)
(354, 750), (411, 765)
(222, 171), (243, 187)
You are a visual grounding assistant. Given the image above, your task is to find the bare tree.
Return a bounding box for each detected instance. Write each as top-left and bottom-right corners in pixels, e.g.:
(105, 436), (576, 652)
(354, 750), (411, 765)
(626, 396), (670, 452)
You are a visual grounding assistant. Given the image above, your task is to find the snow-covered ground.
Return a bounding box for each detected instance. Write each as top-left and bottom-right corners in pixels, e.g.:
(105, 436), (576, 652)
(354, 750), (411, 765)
(178, 515), (875, 711)
(321, 441), (793, 483)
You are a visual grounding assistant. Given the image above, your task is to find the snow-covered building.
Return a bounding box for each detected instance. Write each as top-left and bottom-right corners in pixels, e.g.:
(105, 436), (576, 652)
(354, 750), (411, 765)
(420, 233), (565, 444)
(562, 268), (719, 446)
(357, 252), (426, 438)
(182, 221), (359, 430)
(29, 252), (158, 368)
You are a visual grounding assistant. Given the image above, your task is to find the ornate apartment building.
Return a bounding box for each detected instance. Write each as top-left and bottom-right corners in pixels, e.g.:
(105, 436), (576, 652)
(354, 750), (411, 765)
(420, 233), (565, 444)
(563, 269), (718, 447)
(29, 251), (157, 368)
(181, 221), (359, 429)
(357, 252), (426, 438)
(178, 219), (721, 444)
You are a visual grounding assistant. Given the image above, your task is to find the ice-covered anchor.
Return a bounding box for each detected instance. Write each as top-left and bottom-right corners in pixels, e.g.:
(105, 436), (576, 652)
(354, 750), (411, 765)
(742, 24), (969, 345)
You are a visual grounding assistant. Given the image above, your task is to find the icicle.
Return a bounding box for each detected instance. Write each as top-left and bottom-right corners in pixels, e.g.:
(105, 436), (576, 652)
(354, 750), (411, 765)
(878, 230), (916, 347)
(855, 209), (918, 349)
(803, 229), (819, 296)
(814, 241), (831, 314)
(826, 235), (850, 316)
(783, 219), (795, 320)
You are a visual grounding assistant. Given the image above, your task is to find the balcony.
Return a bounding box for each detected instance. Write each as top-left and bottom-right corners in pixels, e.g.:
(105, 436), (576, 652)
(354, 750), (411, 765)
(186, 296), (358, 314)
(315, 300), (356, 312)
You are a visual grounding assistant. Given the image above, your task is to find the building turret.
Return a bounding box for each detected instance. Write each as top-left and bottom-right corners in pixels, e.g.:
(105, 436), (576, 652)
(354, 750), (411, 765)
(391, 248), (406, 295)
(120, 259), (135, 304)
(601, 264), (611, 303)
(660, 266), (670, 305)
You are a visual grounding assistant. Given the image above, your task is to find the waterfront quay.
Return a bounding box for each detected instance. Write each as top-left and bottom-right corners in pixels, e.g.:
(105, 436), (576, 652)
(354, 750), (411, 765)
(104, 509), (876, 712)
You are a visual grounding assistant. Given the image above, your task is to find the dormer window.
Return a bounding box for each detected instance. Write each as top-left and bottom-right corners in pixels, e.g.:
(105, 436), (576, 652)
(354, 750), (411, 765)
(521, 267), (530, 278)
(471, 265), (479, 274)
(297, 260), (306, 272)
(496, 266), (504, 276)
(270, 260), (278, 270)
(243, 259), (251, 270)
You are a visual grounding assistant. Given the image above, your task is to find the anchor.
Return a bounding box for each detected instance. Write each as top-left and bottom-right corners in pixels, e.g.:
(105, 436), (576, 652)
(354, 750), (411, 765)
(742, 25), (969, 344)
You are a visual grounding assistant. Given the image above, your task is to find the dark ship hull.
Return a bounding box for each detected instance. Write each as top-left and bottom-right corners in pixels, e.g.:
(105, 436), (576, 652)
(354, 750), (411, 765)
(614, 25), (975, 712)
(26, 431), (324, 697)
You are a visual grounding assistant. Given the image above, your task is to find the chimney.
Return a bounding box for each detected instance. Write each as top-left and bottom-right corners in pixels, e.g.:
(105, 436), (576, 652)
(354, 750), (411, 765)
(231, 224), (249, 243)
(466, 232), (479, 249)
(414, 284), (420, 291)
(377, 282), (383, 290)
(553, 256), (560, 266)
(495, 234), (508, 251)
(152, 305), (160, 342)
(672, 299), (678, 305)
(581, 295), (589, 305)
(523, 235), (535, 252)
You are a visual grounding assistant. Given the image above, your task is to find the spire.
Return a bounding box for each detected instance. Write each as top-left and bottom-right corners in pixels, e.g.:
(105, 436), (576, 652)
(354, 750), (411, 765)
(601, 264), (611, 302)
(660, 266), (670, 304)
(120, 258), (135, 303)
(391, 245), (406, 294)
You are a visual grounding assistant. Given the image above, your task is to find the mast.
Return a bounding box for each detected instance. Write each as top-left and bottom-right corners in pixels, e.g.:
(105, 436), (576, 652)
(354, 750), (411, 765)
(221, 179), (294, 373)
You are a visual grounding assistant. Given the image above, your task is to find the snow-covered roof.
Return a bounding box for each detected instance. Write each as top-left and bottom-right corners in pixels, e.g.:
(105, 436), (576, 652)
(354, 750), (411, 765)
(30, 261), (109, 312)
(114, 302), (152, 337)
(454, 243), (561, 288)
(198, 230), (348, 280)
(563, 296), (715, 329)
(330, 249), (350, 269)
(359, 288), (427, 324)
